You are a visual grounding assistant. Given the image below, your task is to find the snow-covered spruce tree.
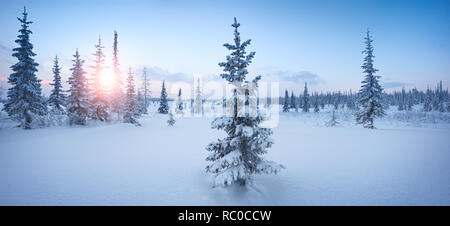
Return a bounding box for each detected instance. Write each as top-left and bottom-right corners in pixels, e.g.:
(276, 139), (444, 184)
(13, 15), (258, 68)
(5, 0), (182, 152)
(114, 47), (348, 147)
(355, 30), (385, 129)
(175, 88), (183, 114)
(123, 67), (140, 125)
(206, 17), (283, 187)
(194, 78), (203, 115)
(136, 90), (145, 115)
(3, 7), (47, 129)
(110, 31), (123, 113)
(48, 55), (66, 114)
(282, 89), (289, 112)
(290, 91), (297, 111)
(302, 82), (310, 112)
(326, 110), (339, 127)
(447, 96), (450, 112)
(398, 87), (405, 111)
(90, 37), (109, 121)
(406, 93), (413, 111)
(167, 112), (175, 126)
(423, 86), (432, 112)
(67, 49), (91, 125)
(313, 93), (320, 112)
(142, 67), (150, 114)
(158, 80), (169, 114)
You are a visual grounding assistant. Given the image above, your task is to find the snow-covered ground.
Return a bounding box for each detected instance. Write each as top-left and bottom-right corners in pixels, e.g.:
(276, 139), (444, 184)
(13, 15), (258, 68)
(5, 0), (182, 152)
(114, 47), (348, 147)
(0, 104), (449, 205)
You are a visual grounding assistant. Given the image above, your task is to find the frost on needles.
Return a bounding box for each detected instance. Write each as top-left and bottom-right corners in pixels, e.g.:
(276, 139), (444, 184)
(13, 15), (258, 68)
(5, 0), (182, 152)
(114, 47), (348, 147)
(206, 18), (283, 188)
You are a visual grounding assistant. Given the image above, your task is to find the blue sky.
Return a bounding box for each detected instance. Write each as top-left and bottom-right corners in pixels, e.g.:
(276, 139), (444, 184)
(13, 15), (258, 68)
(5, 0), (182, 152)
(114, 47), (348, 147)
(0, 0), (449, 96)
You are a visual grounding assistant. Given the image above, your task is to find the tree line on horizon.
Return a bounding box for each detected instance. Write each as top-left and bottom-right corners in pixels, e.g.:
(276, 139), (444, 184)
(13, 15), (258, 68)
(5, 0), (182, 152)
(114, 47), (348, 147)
(2, 7), (449, 131)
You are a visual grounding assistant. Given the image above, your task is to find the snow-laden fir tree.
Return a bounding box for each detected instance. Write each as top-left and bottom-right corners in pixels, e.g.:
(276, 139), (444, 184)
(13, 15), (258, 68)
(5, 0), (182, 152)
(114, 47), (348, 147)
(90, 37), (109, 121)
(194, 78), (203, 115)
(398, 87), (405, 111)
(206, 18), (283, 187)
(158, 80), (169, 114)
(290, 91), (297, 111)
(3, 7), (47, 129)
(423, 86), (432, 112)
(355, 30), (385, 129)
(175, 88), (183, 115)
(123, 67), (140, 125)
(302, 82), (310, 112)
(167, 112), (175, 126)
(67, 49), (91, 125)
(313, 93), (320, 112)
(48, 55), (66, 114)
(110, 31), (123, 113)
(142, 67), (150, 114)
(136, 90), (145, 115)
(406, 92), (413, 111)
(447, 96), (450, 112)
(282, 89), (289, 112)
(326, 110), (339, 127)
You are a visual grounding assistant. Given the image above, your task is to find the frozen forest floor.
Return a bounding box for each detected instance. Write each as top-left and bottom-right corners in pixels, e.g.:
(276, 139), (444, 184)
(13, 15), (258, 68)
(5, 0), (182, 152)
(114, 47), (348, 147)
(0, 105), (449, 205)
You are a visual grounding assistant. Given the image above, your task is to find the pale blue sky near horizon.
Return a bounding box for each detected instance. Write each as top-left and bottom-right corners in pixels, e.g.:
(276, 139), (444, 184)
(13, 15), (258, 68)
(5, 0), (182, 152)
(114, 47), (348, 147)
(0, 0), (449, 97)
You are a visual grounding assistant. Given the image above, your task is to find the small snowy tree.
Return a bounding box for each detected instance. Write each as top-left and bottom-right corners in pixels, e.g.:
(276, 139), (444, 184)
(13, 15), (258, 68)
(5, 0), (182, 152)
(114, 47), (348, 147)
(398, 87), (405, 111)
(48, 55), (66, 114)
(110, 31), (123, 113)
(67, 49), (91, 125)
(282, 89), (289, 112)
(194, 78), (203, 115)
(313, 94), (320, 112)
(136, 90), (145, 115)
(142, 67), (150, 114)
(290, 91), (297, 111)
(355, 30), (385, 129)
(3, 7), (47, 129)
(302, 82), (310, 112)
(158, 80), (169, 114)
(206, 18), (283, 187)
(406, 93), (413, 111)
(167, 112), (175, 126)
(326, 110), (339, 127)
(90, 37), (109, 121)
(123, 67), (140, 125)
(175, 88), (183, 114)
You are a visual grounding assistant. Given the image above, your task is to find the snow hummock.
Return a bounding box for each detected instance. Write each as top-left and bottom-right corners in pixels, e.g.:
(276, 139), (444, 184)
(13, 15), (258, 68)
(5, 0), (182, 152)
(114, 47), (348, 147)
(0, 104), (449, 205)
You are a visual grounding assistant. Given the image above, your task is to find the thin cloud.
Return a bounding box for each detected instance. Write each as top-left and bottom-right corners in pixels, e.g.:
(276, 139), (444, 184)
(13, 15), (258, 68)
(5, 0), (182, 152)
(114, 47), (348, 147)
(264, 70), (325, 86)
(140, 66), (193, 83)
(383, 81), (409, 89)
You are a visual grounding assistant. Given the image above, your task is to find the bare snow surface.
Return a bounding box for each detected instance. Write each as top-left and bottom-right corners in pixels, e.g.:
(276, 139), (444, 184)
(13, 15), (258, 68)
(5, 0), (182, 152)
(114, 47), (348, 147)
(0, 105), (449, 205)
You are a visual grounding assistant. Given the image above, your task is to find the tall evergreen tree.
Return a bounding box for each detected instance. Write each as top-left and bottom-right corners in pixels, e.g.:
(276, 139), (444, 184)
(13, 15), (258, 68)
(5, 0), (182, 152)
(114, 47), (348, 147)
(90, 37), (109, 121)
(48, 55), (66, 114)
(194, 78), (203, 115)
(290, 91), (297, 111)
(282, 89), (289, 112)
(302, 82), (310, 112)
(67, 49), (90, 125)
(158, 80), (169, 114)
(4, 7), (47, 129)
(142, 67), (150, 114)
(167, 112), (175, 126)
(123, 67), (139, 125)
(206, 18), (283, 187)
(423, 86), (432, 112)
(175, 88), (183, 114)
(136, 90), (145, 115)
(313, 93), (320, 112)
(355, 30), (385, 129)
(398, 87), (405, 111)
(111, 31), (123, 113)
